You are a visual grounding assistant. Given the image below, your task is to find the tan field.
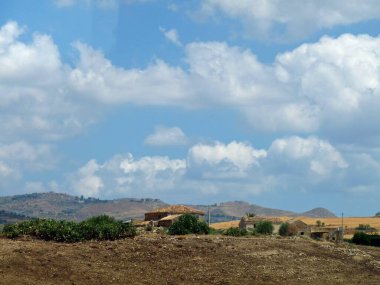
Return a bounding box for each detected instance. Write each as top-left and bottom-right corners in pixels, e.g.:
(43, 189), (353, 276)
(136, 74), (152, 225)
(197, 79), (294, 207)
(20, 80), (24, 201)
(1, 234), (380, 284)
(211, 217), (380, 231)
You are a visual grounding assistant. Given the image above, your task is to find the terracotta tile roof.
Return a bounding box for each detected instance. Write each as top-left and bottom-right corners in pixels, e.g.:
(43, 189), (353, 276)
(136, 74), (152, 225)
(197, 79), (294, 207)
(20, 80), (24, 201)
(146, 205), (205, 215)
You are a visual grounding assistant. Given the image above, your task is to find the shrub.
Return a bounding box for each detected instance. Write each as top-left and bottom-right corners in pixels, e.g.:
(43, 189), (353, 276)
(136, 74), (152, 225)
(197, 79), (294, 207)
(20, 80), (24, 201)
(209, 228), (224, 235)
(255, 221), (274, 235)
(79, 215), (136, 241)
(1, 215), (136, 242)
(356, 224), (371, 230)
(279, 223), (298, 236)
(352, 232), (372, 245)
(2, 219), (43, 239)
(352, 232), (380, 247)
(355, 224), (378, 234)
(36, 220), (82, 242)
(168, 214), (210, 235)
(224, 227), (247, 237)
(279, 223), (288, 236)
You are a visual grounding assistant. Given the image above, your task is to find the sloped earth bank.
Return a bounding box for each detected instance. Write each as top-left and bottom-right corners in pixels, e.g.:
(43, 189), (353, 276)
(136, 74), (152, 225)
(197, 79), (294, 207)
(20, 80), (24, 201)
(1, 235), (380, 285)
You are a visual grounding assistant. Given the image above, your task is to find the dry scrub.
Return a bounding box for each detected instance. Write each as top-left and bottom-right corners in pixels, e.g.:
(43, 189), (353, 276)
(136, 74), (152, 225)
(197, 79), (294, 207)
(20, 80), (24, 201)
(1, 234), (380, 285)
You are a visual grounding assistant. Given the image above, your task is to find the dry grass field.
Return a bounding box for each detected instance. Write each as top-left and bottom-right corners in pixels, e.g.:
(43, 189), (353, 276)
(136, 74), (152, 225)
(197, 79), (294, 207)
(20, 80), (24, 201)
(211, 217), (380, 231)
(1, 234), (380, 285)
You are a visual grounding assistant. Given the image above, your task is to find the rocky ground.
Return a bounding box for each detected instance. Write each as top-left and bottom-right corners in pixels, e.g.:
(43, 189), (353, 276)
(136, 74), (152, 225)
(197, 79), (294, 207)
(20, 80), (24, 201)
(1, 234), (380, 285)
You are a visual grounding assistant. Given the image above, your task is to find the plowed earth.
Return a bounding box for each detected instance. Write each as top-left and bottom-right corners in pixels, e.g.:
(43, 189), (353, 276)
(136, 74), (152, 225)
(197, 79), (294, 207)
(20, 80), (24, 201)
(1, 235), (380, 285)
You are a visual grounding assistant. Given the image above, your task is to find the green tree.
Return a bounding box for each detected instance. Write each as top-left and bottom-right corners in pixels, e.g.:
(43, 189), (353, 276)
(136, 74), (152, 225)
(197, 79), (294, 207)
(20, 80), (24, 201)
(255, 221), (274, 235)
(2, 215), (136, 242)
(352, 232), (371, 245)
(279, 223), (298, 236)
(168, 214), (210, 235)
(224, 227), (247, 237)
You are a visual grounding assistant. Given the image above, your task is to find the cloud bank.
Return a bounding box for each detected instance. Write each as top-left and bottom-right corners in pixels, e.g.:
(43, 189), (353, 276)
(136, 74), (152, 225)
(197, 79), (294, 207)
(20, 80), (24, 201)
(200, 0), (380, 40)
(69, 137), (378, 202)
(2, 21), (380, 206)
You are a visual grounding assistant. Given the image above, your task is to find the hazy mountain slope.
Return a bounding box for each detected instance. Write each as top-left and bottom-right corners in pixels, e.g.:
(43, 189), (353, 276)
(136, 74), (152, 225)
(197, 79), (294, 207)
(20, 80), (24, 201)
(0, 193), (167, 221)
(192, 201), (297, 222)
(0, 192), (336, 223)
(297, 207), (337, 218)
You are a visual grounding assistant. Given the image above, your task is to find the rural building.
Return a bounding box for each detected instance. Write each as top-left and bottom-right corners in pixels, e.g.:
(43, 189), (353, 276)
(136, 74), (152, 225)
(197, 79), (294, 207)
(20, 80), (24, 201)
(239, 216), (283, 233)
(144, 205), (205, 227)
(287, 219), (310, 236)
(157, 214), (182, 227)
(310, 227), (343, 242)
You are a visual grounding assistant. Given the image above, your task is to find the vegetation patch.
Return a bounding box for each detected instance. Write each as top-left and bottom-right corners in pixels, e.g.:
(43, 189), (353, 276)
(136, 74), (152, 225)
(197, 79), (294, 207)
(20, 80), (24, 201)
(279, 222), (297, 236)
(168, 214), (210, 235)
(223, 227), (248, 237)
(352, 232), (380, 247)
(255, 221), (274, 235)
(1, 215), (136, 242)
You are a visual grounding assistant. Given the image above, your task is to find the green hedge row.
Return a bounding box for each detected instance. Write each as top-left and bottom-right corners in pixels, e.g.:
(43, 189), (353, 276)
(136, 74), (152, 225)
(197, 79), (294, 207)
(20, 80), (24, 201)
(2, 215), (136, 242)
(222, 221), (274, 237)
(352, 232), (380, 247)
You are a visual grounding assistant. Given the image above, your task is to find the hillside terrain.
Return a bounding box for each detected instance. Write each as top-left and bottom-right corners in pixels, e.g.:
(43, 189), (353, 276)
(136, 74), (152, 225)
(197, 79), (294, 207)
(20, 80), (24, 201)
(0, 211), (30, 225)
(192, 201), (336, 222)
(1, 234), (379, 284)
(0, 192), (335, 224)
(0, 193), (167, 222)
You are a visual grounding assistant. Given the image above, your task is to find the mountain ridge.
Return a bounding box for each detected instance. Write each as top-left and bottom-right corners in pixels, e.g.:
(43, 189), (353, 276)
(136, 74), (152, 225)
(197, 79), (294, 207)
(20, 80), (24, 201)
(0, 192), (336, 224)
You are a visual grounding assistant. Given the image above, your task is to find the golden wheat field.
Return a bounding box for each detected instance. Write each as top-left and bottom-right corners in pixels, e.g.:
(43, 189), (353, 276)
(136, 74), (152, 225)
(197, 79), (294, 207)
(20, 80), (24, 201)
(211, 217), (380, 230)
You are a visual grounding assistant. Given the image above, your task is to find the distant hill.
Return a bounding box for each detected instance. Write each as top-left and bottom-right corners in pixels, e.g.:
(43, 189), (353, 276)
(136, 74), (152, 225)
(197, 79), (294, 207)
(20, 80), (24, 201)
(192, 201), (296, 222)
(0, 192), (167, 222)
(0, 192), (336, 224)
(297, 207), (337, 218)
(192, 202), (336, 222)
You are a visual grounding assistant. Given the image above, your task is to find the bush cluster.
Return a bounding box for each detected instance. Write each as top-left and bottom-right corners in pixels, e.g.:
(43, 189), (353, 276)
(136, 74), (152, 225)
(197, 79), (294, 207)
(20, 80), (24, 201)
(255, 221), (274, 235)
(352, 232), (380, 247)
(279, 222), (297, 236)
(2, 215), (136, 242)
(223, 227), (248, 237)
(168, 214), (210, 235)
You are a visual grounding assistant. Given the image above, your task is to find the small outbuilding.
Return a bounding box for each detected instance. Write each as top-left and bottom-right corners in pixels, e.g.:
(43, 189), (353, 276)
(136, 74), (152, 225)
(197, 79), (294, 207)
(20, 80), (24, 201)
(239, 216), (283, 233)
(157, 214), (182, 227)
(144, 205), (205, 227)
(287, 219), (310, 236)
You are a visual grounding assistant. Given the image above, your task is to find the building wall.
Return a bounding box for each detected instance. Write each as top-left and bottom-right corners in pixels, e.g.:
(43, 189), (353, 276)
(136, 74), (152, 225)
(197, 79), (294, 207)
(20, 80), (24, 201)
(157, 218), (179, 227)
(144, 212), (169, 221)
(239, 218), (281, 234)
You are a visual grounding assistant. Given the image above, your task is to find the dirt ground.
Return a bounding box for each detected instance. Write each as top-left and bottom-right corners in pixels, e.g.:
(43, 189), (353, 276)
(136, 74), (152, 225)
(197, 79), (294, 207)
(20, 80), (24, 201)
(1, 234), (380, 285)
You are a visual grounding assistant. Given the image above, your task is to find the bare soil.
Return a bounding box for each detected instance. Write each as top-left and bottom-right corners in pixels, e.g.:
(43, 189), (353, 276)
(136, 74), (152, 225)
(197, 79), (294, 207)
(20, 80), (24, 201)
(1, 234), (380, 285)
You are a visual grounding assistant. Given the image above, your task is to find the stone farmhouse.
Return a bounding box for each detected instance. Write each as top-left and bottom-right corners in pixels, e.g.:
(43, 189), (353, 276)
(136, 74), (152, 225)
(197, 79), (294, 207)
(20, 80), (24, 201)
(239, 216), (283, 234)
(144, 205), (205, 227)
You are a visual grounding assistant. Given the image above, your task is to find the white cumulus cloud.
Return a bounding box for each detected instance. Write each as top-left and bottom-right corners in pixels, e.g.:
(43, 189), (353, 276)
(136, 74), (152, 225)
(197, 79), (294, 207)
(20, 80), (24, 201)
(188, 141), (266, 178)
(144, 126), (188, 146)
(159, 27), (182, 46)
(200, 0), (380, 41)
(3, 21), (380, 147)
(267, 136), (348, 176)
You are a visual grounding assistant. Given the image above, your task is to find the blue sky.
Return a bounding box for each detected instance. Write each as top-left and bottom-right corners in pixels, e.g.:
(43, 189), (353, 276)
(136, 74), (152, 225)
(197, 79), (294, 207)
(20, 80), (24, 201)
(1, 0), (380, 216)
